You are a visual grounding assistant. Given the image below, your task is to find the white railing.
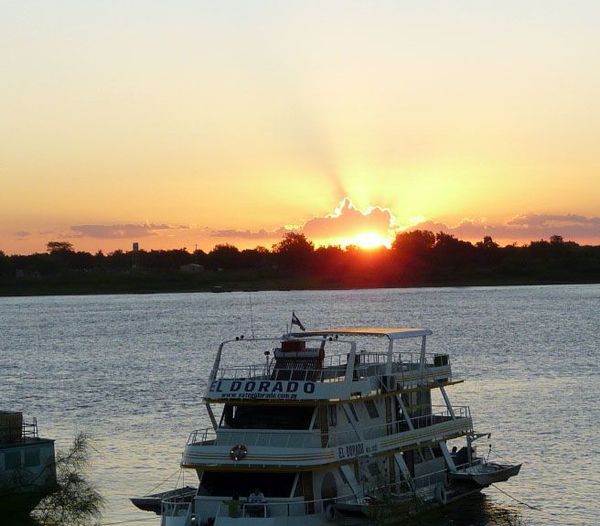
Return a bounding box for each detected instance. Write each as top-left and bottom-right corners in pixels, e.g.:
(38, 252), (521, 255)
(327, 406), (471, 446)
(186, 407), (470, 450)
(161, 497), (192, 526)
(187, 428), (321, 448)
(212, 351), (450, 386)
(210, 469), (450, 520)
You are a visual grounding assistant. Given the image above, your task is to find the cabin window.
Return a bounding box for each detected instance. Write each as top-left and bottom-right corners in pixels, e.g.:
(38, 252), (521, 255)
(222, 404), (315, 430)
(5, 451), (21, 470)
(200, 471), (296, 498)
(364, 400), (379, 419)
(24, 447), (40, 467)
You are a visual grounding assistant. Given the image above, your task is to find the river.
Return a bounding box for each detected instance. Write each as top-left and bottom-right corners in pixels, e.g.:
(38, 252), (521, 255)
(1, 285), (598, 525)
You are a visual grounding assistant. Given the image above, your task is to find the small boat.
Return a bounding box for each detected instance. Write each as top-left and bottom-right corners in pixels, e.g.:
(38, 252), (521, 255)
(449, 462), (522, 487)
(130, 486), (197, 515)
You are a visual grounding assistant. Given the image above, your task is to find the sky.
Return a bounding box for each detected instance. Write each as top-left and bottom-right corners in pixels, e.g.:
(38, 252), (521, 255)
(1, 1), (599, 254)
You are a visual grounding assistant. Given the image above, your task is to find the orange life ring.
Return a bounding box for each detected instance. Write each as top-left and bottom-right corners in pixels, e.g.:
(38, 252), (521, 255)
(230, 444), (248, 461)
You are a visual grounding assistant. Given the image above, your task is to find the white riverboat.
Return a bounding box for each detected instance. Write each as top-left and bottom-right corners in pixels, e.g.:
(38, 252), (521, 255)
(136, 326), (520, 526)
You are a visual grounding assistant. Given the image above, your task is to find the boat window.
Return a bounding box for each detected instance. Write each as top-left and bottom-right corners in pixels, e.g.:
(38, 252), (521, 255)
(4, 451), (21, 470)
(364, 400), (379, 419)
(24, 447), (40, 467)
(348, 404), (359, 421)
(222, 404), (315, 429)
(200, 471), (296, 498)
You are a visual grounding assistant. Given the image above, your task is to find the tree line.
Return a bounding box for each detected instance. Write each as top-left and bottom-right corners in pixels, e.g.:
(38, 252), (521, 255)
(1, 231), (599, 293)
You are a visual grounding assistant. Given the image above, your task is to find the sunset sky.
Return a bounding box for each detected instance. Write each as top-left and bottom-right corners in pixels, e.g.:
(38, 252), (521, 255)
(1, 1), (599, 254)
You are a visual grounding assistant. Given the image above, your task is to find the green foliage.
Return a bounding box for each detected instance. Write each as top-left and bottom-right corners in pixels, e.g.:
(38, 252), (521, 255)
(32, 433), (104, 526)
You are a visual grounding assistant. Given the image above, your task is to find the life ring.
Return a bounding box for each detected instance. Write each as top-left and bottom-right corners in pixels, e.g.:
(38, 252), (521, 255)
(229, 444), (248, 461)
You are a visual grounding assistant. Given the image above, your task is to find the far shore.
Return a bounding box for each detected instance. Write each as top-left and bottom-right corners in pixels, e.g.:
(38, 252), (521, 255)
(1, 273), (598, 298)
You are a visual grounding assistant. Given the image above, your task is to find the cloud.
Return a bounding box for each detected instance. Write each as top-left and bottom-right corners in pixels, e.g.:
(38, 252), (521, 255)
(70, 223), (176, 239)
(301, 198), (395, 240)
(409, 214), (600, 244)
(209, 227), (288, 240)
(507, 213), (600, 228)
(14, 231), (31, 239)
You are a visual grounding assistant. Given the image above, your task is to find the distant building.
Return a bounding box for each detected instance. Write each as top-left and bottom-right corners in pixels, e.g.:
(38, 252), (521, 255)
(180, 263), (204, 273)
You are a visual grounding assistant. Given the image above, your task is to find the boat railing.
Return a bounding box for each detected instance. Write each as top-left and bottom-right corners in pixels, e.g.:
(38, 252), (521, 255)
(186, 427), (321, 448)
(213, 492), (358, 519)
(212, 351), (450, 385)
(0, 417), (39, 443)
(211, 469), (450, 519)
(186, 406), (470, 450)
(160, 496), (192, 526)
(186, 428), (217, 446)
(327, 406), (471, 446)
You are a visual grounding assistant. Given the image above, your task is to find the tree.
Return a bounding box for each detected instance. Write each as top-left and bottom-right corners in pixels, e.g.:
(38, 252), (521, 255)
(208, 244), (241, 269)
(476, 236), (499, 250)
(272, 232), (314, 273)
(33, 433), (104, 526)
(392, 230), (435, 255)
(46, 241), (74, 254)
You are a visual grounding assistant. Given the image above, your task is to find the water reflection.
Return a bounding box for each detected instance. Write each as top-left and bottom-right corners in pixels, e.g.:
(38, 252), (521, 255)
(406, 494), (527, 526)
(6, 495), (526, 526)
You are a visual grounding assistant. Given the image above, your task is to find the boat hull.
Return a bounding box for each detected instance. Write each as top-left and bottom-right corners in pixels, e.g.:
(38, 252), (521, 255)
(449, 463), (522, 487)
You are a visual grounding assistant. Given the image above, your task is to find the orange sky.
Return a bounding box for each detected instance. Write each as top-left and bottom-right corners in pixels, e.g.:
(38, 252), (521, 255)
(1, 2), (599, 254)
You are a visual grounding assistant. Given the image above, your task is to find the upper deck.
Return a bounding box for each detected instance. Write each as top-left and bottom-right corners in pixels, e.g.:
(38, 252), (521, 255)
(205, 328), (454, 403)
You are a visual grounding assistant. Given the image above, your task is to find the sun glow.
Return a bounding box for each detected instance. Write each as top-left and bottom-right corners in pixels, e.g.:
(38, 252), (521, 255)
(345, 231), (392, 249)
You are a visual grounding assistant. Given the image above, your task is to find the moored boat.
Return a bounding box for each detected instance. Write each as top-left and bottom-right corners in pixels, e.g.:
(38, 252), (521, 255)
(133, 323), (521, 525)
(0, 411), (57, 517)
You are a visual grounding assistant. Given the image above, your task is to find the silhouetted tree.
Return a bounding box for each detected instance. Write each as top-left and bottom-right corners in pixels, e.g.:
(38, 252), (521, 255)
(208, 244), (242, 269)
(476, 236), (499, 250)
(392, 230), (435, 255)
(273, 232), (314, 273)
(46, 241), (74, 254)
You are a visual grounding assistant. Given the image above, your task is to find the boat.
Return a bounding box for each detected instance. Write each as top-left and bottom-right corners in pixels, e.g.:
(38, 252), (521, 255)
(449, 461), (522, 487)
(133, 325), (521, 525)
(0, 411), (57, 517)
(131, 486), (198, 515)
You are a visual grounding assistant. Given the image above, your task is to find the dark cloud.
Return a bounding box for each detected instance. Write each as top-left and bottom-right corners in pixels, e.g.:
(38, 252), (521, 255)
(14, 231), (31, 239)
(410, 214), (600, 244)
(302, 198), (394, 240)
(70, 224), (175, 239)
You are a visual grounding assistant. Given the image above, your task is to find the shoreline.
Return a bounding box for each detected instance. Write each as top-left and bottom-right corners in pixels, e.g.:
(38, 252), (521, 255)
(1, 277), (598, 298)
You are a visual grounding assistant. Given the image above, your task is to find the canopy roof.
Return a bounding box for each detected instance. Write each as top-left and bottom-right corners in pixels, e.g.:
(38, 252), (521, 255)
(289, 327), (432, 340)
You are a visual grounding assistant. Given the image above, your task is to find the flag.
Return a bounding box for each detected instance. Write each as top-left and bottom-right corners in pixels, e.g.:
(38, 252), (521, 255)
(291, 312), (306, 331)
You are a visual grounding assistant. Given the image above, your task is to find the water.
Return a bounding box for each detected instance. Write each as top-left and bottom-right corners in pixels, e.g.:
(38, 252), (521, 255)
(1, 285), (598, 525)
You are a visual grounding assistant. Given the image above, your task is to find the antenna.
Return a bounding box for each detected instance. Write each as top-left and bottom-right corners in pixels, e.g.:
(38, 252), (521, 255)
(248, 293), (256, 338)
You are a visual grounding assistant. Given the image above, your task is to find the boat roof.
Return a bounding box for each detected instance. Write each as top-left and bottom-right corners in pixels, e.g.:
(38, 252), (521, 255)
(289, 327), (432, 340)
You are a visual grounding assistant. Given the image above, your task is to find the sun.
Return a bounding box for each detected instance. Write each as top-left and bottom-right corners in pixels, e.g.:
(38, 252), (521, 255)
(345, 231), (392, 249)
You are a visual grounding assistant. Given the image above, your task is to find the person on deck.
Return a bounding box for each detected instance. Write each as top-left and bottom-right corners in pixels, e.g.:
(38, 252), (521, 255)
(249, 488), (266, 503)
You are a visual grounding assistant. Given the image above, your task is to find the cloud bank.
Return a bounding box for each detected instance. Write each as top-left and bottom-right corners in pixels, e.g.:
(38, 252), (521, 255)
(70, 223), (178, 239)
(410, 213), (600, 244)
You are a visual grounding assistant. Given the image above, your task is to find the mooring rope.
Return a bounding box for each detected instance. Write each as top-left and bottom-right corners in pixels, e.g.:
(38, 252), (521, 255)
(145, 467), (182, 495)
(490, 483), (540, 511)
